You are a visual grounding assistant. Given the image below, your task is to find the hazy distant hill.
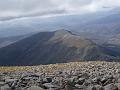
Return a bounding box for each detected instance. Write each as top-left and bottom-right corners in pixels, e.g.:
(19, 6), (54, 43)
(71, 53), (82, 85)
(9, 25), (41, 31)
(0, 8), (119, 38)
(0, 33), (35, 48)
(1, 9), (120, 50)
(0, 30), (118, 66)
(0, 36), (26, 48)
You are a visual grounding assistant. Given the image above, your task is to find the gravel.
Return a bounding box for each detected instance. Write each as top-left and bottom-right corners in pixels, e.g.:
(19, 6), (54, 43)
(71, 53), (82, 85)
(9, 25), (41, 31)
(0, 61), (120, 90)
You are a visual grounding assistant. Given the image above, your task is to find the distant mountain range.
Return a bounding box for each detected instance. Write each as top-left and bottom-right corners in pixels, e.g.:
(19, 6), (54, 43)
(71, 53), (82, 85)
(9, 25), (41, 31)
(0, 8), (120, 66)
(0, 8), (120, 38)
(1, 9), (120, 47)
(0, 30), (119, 66)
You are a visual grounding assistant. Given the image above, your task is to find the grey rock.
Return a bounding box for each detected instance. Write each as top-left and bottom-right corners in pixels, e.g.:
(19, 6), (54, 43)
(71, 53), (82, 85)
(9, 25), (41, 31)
(0, 84), (10, 90)
(115, 83), (120, 89)
(0, 82), (5, 86)
(1, 62), (120, 90)
(87, 86), (97, 90)
(94, 85), (104, 90)
(64, 84), (73, 90)
(42, 77), (52, 83)
(75, 84), (86, 89)
(104, 83), (118, 90)
(5, 79), (18, 83)
(43, 83), (55, 88)
(76, 78), (85, 85)
(26, 86), (45, 90)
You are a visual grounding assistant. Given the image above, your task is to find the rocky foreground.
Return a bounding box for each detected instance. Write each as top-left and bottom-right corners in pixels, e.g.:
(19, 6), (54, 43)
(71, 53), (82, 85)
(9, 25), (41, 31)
(0, 61), (120, 90)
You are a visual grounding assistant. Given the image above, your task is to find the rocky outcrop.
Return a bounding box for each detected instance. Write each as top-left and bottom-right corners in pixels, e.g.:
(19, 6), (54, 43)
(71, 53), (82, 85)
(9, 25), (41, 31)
(0, 61), (120, 90)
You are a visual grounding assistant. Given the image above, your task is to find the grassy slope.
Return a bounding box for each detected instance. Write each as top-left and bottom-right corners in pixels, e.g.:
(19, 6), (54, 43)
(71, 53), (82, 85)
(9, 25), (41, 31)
(0, 61), (118, 73)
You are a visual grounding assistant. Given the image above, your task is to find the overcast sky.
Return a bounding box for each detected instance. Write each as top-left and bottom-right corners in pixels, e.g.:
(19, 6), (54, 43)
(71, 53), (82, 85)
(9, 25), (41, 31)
(0, 0), (120, 21)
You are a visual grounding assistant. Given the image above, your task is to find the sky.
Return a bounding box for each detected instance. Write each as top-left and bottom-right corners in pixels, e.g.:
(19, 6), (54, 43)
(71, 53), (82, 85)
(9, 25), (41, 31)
(0, 0), (120, 21)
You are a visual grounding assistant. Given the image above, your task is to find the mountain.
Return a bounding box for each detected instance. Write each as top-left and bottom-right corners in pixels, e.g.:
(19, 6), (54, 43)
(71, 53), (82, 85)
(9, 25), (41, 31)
(1, 8), (120, 49)
(0, 34), (34, 48)
(76, 13), (120, 36)
(0, 36), (26, 48)
(0, 30), (117, 66)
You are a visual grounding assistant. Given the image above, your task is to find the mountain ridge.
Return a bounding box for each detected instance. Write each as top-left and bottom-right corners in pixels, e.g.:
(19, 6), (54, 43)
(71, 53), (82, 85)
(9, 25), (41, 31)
(0, 30), (119, 66)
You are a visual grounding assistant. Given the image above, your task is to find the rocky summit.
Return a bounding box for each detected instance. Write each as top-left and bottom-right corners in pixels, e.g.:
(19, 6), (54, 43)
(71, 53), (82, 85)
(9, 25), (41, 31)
(0, 61), (120, 90)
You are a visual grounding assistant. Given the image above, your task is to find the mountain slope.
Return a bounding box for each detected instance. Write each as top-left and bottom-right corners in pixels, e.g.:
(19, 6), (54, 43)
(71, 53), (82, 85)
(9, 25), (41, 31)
(0, 35), (30, 48)
(0, 30), (118, 66)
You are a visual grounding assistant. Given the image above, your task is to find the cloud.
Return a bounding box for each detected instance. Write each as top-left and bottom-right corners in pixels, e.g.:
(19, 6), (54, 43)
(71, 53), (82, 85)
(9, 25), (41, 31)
(99, 0), (120, 7)
(0, 0), (120, 21)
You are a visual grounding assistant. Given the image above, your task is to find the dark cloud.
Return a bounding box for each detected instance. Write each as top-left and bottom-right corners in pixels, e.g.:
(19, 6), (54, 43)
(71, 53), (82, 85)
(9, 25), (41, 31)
(0, 0), (119, 21)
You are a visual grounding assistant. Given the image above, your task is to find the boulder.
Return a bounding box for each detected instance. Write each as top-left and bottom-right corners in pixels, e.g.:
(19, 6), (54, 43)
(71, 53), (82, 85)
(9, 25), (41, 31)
(104, 84), (118, 90)
(26, 86), (45, 90)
